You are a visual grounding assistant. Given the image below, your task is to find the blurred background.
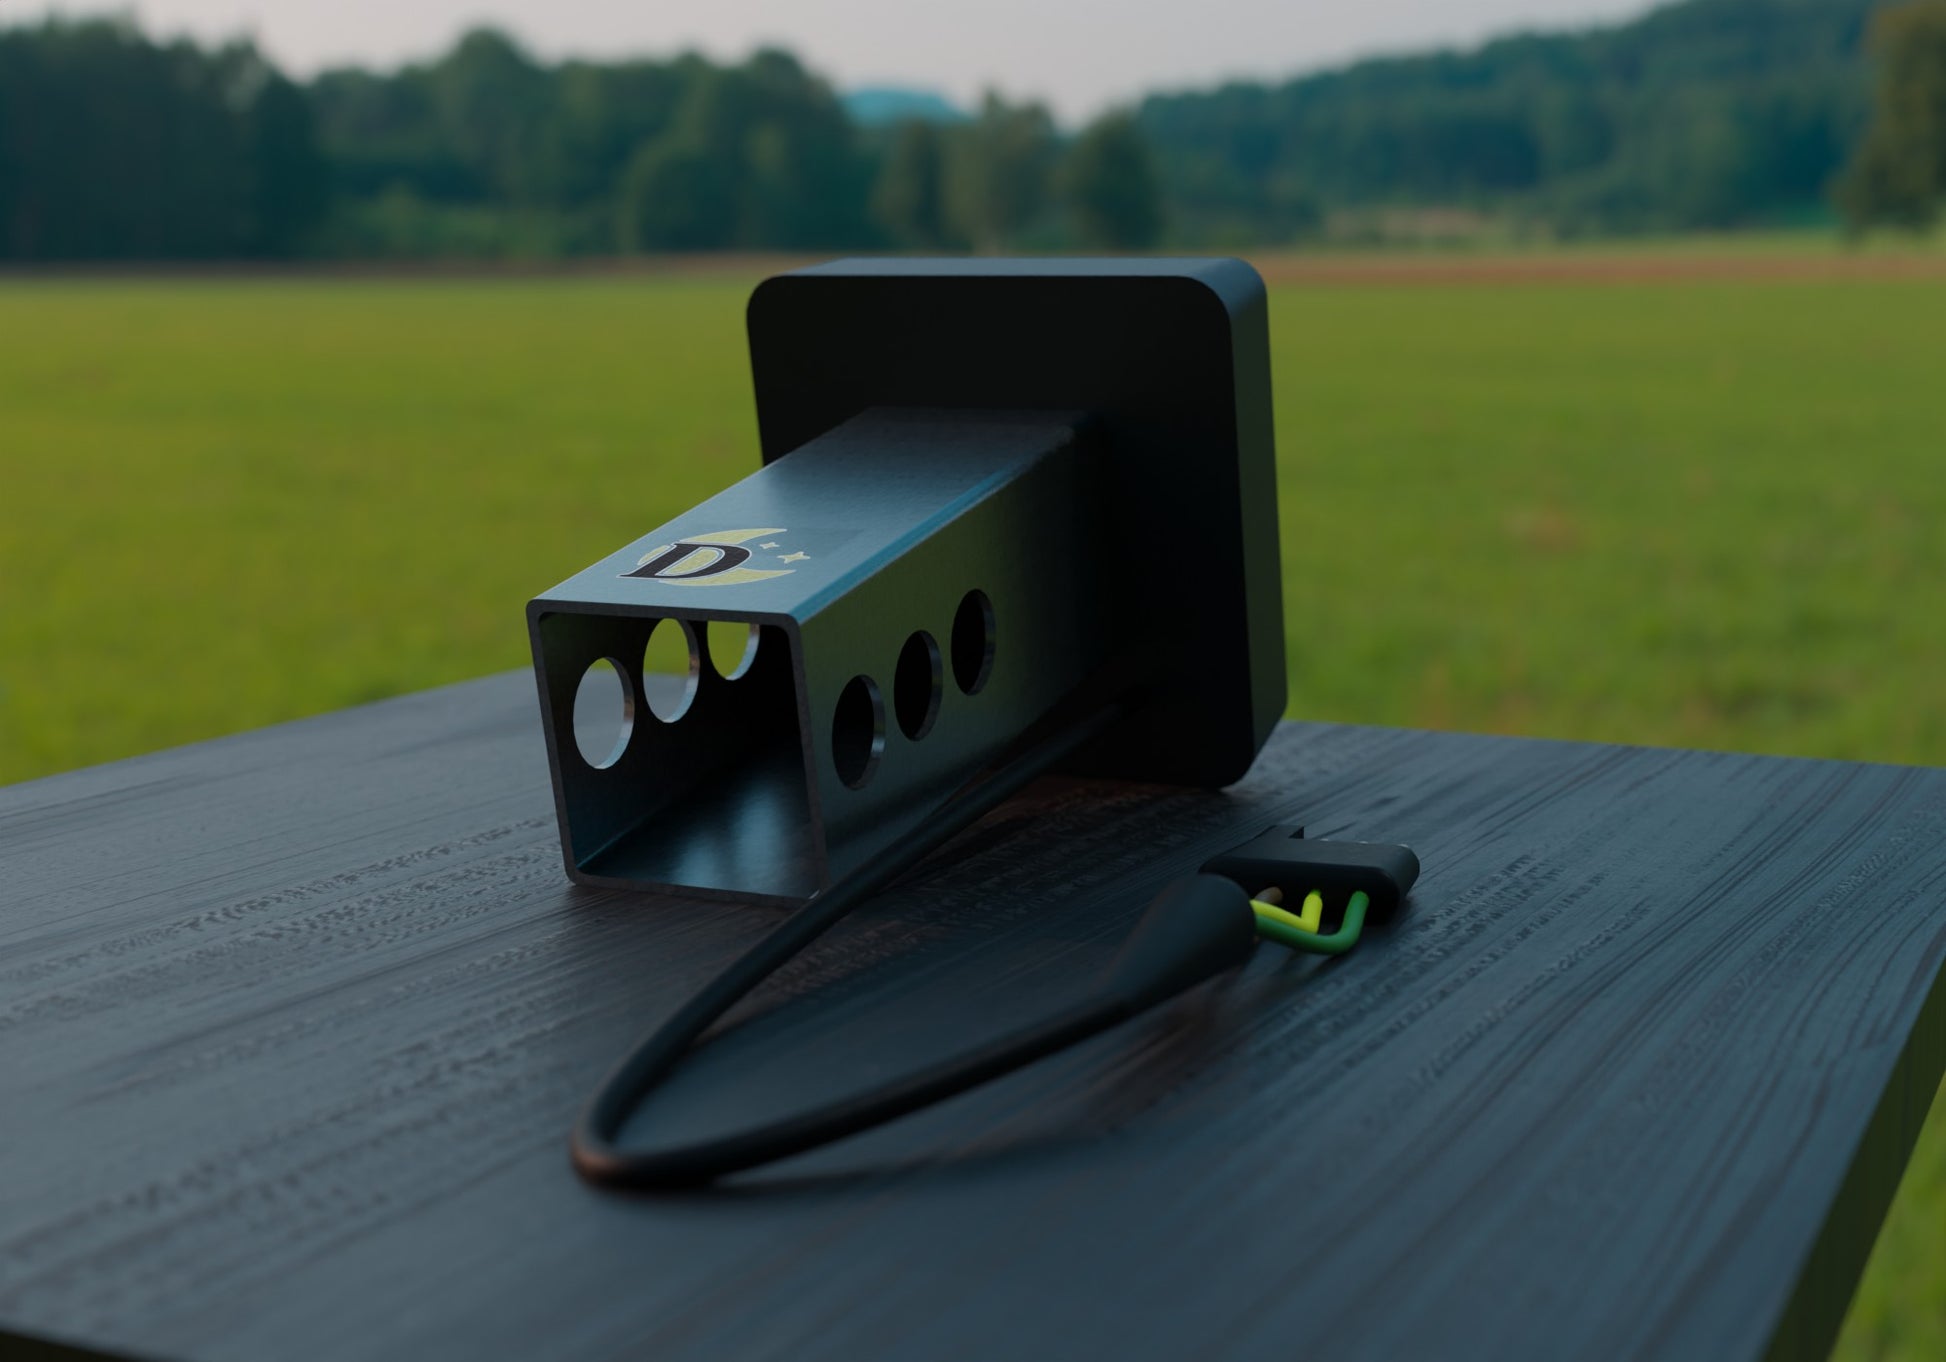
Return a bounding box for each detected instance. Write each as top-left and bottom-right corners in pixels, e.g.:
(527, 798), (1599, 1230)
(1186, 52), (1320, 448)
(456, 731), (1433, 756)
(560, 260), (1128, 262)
(1, 1), (1942, 1356)
(7, 0), (1946, 256)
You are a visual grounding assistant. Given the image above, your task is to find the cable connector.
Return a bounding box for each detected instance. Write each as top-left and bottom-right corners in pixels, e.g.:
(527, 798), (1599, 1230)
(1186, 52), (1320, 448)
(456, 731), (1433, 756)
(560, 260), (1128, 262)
(1201, 825), (1420, 919)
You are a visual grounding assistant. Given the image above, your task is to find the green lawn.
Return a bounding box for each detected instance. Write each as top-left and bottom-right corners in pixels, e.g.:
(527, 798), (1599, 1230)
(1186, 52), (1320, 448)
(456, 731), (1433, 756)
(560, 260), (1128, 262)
(1, 266), (1941, 1357)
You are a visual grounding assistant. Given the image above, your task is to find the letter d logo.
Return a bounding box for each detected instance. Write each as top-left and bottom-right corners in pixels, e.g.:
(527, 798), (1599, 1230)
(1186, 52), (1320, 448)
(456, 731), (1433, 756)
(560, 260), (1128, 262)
(621, 528), (797, 587)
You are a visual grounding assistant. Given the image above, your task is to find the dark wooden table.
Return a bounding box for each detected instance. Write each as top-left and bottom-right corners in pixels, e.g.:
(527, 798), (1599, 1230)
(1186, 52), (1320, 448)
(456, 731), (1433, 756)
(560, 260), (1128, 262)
(4, 673), (1943, 1362)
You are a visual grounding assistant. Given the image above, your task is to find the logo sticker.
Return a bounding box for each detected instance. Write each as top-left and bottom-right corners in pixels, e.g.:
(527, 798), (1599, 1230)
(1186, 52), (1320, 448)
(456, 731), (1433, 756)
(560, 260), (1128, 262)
(621, 527), (808, 586)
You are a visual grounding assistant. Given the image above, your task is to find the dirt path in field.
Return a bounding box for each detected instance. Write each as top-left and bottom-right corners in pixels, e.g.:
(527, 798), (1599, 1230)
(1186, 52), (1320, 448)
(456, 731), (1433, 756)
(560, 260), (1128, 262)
(1247, 250), (1946, 287)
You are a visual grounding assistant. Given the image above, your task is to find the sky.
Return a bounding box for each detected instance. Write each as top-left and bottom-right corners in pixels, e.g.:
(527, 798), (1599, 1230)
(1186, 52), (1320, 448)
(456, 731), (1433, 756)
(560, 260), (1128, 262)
(22, 1), (1659, 121)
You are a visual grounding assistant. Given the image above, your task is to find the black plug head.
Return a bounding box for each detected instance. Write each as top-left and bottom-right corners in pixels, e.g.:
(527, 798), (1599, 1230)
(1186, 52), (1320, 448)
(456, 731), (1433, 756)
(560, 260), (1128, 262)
(1200, 826), (1419, 918)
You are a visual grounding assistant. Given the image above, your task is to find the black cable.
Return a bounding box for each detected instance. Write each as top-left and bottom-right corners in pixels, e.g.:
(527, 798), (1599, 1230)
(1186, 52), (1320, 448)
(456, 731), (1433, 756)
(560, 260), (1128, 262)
(580, 994), (1132, 1187)
(571, 702), (1135, 1188)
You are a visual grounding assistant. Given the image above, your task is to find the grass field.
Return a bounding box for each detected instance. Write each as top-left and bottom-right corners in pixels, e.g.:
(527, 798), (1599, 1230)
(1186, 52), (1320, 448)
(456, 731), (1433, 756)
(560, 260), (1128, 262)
(1, 258), (1942, 1357)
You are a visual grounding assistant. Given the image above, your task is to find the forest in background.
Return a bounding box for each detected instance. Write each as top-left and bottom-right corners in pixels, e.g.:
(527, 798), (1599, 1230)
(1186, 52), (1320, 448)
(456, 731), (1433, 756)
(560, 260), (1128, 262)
(2, 0), (1945, 261)
(1145, 0), (1882, 241)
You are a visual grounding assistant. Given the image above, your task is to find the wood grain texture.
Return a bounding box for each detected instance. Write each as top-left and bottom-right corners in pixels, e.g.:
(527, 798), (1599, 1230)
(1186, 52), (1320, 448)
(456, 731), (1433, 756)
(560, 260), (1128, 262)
(2, 672), (1943, 1362)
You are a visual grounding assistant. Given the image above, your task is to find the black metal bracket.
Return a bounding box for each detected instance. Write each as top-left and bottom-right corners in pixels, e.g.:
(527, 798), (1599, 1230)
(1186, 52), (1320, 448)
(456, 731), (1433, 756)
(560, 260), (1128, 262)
(528, 258), (1287, 903)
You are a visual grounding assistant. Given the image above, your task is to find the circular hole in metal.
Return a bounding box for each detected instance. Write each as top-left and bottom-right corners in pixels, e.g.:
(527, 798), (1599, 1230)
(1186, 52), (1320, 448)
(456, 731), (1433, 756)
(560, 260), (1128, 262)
(707, 620), (761, 681)
(571, 658), (634, 769)
(893, 630), (943, 740)
(950, 589), (996, 695)
(641, 618), (700, 723)
(831, 674), (885, 789)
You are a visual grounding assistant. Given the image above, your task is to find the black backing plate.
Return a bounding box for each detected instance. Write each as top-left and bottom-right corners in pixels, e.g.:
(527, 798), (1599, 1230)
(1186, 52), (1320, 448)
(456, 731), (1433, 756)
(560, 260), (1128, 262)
(746, 257), (1285, 788)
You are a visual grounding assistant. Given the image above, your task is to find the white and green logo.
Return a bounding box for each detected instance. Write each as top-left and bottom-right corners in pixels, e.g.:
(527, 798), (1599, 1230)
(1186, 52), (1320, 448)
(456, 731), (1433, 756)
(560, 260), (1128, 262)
(621, 527), (810, 586)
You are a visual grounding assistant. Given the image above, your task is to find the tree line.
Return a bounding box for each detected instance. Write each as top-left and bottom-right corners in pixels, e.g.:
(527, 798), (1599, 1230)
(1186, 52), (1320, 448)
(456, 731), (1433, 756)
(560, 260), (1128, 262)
(3, 0), (1945, 262)
(0, 19), (1159, 261)
(1838, 0), (1946, 229)
(1138, 0), (1891, 239)
(0, 20), (324, 258)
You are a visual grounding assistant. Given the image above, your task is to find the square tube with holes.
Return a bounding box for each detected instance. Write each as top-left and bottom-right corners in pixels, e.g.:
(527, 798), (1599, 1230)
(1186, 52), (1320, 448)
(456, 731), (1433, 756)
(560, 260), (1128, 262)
(528, 408), (1110, 903)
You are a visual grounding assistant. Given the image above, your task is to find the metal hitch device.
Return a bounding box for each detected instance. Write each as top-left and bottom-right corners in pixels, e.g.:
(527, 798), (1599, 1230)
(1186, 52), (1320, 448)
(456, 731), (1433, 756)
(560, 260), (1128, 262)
(528, 258), (1286, 903)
